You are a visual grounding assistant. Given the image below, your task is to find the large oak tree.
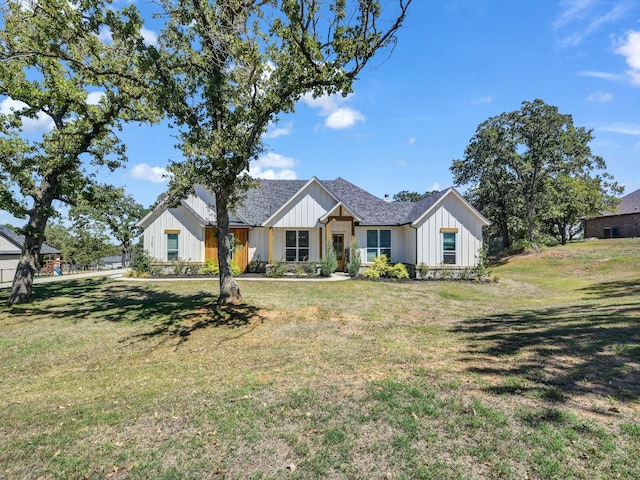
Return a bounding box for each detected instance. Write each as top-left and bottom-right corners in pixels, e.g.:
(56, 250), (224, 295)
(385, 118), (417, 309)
(0, 0), (155, 304)
(152, 0), (412, 304)
(451, 99), (620, 249)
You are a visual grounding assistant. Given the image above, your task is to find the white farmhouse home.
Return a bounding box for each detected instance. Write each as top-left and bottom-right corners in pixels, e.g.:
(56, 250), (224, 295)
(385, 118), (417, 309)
(138, 177), (490, 274)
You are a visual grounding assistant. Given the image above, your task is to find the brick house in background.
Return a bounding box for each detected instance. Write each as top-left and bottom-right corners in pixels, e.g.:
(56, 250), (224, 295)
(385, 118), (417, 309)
(583, 188), (640, 239)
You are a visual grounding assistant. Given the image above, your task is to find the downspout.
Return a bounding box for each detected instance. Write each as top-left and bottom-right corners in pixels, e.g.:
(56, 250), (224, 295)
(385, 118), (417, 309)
(410, 223), (419, 277)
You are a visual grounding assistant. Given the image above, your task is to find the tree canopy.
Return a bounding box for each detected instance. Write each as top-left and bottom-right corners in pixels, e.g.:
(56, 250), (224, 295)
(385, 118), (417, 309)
(0, 0), (155, 303)
(152, 0), (412, 304)
(393, 190), (438, 202)
(71, 185), (147, 267)
(451, 99), (621, 250)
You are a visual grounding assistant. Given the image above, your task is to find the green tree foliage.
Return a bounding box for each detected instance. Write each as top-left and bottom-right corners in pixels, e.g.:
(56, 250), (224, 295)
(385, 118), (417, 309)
(71, 185), (148, 267)
(151, 0), (412, 304)
(451, 99), (621, 250)
(392, 190), (438, 202)
(45, 220), (116, 270)
(0, 0), (155, 304)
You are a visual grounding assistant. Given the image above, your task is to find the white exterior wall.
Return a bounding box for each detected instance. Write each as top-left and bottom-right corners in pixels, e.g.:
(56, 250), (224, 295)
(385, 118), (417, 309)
(184, 189), (216, 223)
(0, 255), (20, 282)
(354, 226), (407, 265)
(270, 183), (335, 228)
(0, 236), (21, 281)
(272, 227), (321, 262)
(403, 225), (417, 265)
(248, 228), (269, 263)
(143, 206), (205, 262)
(415, 194), (484, 267)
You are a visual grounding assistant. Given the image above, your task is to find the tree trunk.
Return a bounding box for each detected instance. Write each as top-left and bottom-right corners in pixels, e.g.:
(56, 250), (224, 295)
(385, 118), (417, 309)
(215, 185), (241, 305)
(500, 222), (511, 251)
(8, 214), (48, 305)
(8, 175), (58, 305)
(559, 222), (568, 245)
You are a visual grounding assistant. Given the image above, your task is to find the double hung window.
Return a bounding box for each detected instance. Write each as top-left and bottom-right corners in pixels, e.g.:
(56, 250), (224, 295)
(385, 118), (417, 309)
(167, 233), (179, 261)
(366, 229), (391, 262)
(442, 232), (456, 264)
(285, 230), (309, 261)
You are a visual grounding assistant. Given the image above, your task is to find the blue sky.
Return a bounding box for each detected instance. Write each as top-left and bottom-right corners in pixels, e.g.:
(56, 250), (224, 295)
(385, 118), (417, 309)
(2, 0), (640, 226)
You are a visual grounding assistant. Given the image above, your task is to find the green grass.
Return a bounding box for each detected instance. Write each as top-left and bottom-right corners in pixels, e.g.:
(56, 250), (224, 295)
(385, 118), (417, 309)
(1, 239), (639, 479)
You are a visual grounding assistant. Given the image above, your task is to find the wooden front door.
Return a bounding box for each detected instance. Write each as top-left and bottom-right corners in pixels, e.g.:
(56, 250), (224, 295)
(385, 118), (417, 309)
(332, 234), (344, 272)
(205, 227), (249, 272)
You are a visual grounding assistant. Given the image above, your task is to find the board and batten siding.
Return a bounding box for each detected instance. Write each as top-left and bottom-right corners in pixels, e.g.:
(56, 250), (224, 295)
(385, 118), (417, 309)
(143, 207), (205, 262)
(354, 226), (407, 265)
(271, 227), (321, 262)
(248, 228), (269, 264)
(183, 188), (216, 223)
(415, 194), (483, 267)
(269, 182), (335, 228)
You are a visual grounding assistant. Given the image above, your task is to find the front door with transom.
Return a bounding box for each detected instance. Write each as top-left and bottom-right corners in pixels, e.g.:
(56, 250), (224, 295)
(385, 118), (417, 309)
(332, 234), (345, 272)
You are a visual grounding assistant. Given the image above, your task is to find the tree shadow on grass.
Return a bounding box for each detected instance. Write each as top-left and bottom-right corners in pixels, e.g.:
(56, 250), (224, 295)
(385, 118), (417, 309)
(453, 279), (640, 407)
(3, 279), (265, 348)
(123, 302), (264, 349)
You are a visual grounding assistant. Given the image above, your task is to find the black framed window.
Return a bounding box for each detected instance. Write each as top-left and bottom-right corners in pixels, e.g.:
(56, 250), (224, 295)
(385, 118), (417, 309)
(285, 230), (309, 261)
(366, 229), (391, 262)
(443, 232), (456, 264)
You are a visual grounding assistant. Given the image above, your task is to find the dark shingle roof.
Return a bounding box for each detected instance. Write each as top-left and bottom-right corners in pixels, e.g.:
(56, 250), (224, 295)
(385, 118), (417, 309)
(229, 177), (451, 226)
(592, 188), (640, 217)
(0, 225), (61, 255)
(615, 188), (640, 215)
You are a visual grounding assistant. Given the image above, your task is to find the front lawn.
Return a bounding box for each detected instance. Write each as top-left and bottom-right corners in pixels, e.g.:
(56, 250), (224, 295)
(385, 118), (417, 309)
(1, 239), (639, 479)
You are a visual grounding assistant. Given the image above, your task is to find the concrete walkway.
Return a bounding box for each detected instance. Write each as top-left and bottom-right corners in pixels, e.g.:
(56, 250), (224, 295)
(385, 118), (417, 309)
(0, 269), (128, 290)
(0, 269), (351, 289)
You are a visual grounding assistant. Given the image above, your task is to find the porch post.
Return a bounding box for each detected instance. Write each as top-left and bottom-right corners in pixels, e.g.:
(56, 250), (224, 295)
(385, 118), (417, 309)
(268, 227), (273, 263)
(351, 220), (355, 246)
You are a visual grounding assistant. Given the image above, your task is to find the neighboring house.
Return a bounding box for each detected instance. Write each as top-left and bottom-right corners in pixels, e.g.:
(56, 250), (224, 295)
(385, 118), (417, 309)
(138, 177), (490, 274)
(583, 188), (640, 239)
(0, 225), (62, 282)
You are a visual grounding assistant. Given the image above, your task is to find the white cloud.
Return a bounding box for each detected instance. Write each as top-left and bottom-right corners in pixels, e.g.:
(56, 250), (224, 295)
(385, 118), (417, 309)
(615, 30), (640, 85)
(554, 0), (631, 47)
(600, 123), (640, 135)
(264, 121), (293, 138)
(0, 98), (54, 133)
(302, 93), (346, 114)
(578, 70), (622, 81)
(249, 153), (298, 179)
(408, 137), (416, 146)
(140, 27), (158, 46)
(302, 93), (365, 130)
(325, 107), (365, 129)
(98, 26), (112, 43)
(98, 26), (158, 46)
(472, 96), (494, 104)
(129, 163), (169, 183)
(553, 0), (594, 30)
(86, 91), (105, 105)
(586, 91), (612, 102)
(428, 182), (442, 192)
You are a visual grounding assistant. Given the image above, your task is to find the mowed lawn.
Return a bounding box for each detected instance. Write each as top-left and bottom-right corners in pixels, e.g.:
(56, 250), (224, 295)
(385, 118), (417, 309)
(1, 240), (639, 479)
